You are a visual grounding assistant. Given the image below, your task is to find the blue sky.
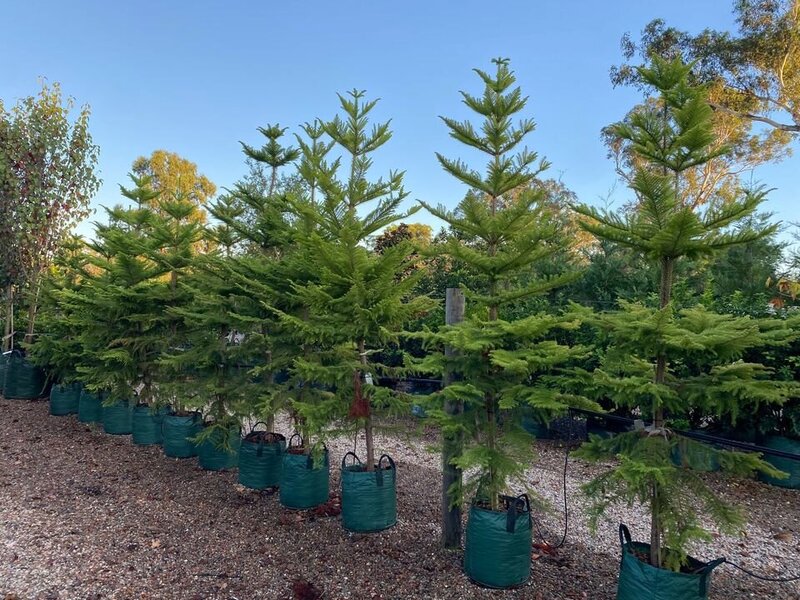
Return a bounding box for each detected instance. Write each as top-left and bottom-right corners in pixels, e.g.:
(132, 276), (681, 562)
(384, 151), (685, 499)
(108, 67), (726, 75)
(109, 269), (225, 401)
(1, 1), (795, 239)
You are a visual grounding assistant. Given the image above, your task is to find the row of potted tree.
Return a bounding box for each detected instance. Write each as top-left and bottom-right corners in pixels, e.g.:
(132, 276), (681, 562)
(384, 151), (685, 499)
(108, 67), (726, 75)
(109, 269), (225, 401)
(3, 57), (798, 599)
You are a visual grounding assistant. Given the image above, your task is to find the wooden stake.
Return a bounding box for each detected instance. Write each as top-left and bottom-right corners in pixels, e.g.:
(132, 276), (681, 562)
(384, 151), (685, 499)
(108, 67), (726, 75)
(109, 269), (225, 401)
(442, 287), (465, 549)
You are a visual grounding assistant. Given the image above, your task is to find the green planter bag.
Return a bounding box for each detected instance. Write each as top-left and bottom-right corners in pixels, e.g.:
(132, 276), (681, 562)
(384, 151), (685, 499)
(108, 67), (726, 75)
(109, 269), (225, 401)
(78, 389), (104, 423)
(196, 423), (241, 471)
(670, 435), (720, 472)
(463, 494), (532, 588)
(238, 425), (286, 489)
(49, 382), (81, 416)
(102, 400), (134, 435)
(758, 435), (800, 489)
(132, 405), (169, 446)
(280, 435), (329, 510)
(0, 352), (8, 392)
(616, 524), (723, 600)
(3, 351), (47, 399)
(162, 412), (202, 458)
(340, 452), (397, 532)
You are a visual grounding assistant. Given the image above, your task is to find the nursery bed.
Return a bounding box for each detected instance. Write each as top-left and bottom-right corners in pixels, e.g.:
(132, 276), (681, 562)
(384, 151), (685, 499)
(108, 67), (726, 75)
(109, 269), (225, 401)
(1, 397), (798, 599)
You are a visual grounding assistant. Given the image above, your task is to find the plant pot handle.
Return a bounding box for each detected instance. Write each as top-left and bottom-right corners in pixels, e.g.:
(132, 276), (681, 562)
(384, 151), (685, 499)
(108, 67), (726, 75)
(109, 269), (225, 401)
(288, 433), (304, 449)
(375, 454), (395, 487)
(341, 451), (361, 470)
(696, 557), (725, 595)
(619, 523), (632, 549)
(378, 454), (396, 471)
(703, 557), (725, 573)
(497, 494), (528, 534)
(250, 421), (269, 434)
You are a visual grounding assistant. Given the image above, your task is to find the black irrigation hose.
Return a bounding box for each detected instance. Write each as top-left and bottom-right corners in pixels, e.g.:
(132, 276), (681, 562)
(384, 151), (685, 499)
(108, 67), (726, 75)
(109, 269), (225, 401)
(723, 558), (800, 583)
(532, 437), (573, 550)
(554, 439), (570, 549)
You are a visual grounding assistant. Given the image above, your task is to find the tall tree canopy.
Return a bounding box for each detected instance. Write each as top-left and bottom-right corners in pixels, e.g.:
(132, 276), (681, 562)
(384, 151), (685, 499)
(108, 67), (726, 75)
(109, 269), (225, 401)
(0, 81), (100, 348)
(132, 150), (215, 222)
(613, 0), (800, 137)
(574, 56), (796, 571)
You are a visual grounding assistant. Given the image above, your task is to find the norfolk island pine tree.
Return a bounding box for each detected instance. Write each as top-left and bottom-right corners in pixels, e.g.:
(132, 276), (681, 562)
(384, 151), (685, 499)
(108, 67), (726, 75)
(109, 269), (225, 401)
(416, 58), (599, 517)
(273, 91), (434, 472)
(571, 57), (798, 573)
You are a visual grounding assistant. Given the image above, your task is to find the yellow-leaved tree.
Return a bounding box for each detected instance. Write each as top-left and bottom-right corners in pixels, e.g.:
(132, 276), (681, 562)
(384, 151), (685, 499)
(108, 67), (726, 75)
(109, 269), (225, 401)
(132, 150), (215, 223)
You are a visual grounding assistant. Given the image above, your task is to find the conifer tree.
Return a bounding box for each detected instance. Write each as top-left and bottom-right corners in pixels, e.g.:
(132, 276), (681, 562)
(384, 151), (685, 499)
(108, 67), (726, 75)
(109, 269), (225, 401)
(572, 57), (798, 570)
(71, 175), (168, 403)
(418, 58), (594, 510)
(68, 174), (203, 409)
(159, 245), (251, 441)
(278, 91), (433, 469)
(210, 124), (303, 432)
(25, 236), (89, 384)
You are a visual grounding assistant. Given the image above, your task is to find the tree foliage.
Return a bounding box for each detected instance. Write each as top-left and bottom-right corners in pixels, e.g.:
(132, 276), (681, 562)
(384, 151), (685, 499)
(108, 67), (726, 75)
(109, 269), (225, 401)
(132, 150), (215, 223)
(417, 59), (595, 510)
(573, 56), (797, 571)
(279, 91), (433, 467)
(0, 81), (100, 348)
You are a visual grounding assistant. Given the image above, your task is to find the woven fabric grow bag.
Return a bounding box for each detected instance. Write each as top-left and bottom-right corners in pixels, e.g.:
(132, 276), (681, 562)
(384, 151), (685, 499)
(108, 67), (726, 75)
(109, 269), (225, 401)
(132, 405), (169, 446)
(341, 452), (397, 532)
(102, 400), (134, 435)
(162, 413), (202, 458)
(758, 435), (800, 489)
(280, 435), (329, 510)
(238, 428), (286, 489)
(78, 389), (104, 423)
(463, 494), (532, 588)
(616, 524), (723, 600)
(197, 424), (241, 471)
(0, 353), (8, 393)
(670, 436), (720, 472)
(3, 351), (47, 399)
(49, 382), (81, 416)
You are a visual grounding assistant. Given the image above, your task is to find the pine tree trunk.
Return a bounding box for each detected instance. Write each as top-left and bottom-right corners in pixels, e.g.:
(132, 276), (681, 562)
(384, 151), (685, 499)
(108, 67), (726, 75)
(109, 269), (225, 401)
(650, 256), (674, 568)
(442, 288), (465, 548)
(359, 339), (375, 471)
(265, 345), (274, 431)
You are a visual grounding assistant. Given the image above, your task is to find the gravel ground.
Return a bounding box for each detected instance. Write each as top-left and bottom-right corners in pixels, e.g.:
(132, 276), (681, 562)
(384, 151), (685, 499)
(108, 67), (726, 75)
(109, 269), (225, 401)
(1, 397), (798, 600)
